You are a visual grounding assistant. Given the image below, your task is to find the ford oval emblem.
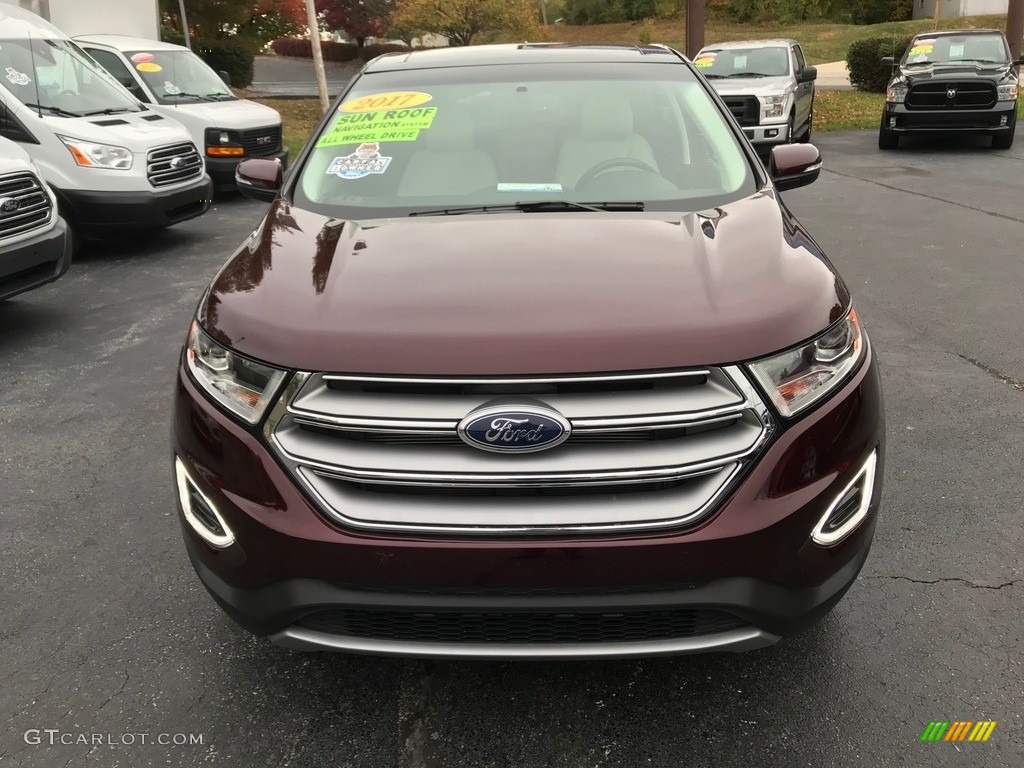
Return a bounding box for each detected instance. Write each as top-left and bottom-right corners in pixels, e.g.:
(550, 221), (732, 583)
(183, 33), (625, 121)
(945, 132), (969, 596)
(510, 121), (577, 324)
(169, 156), (187, 170)
(458, 404), (571, 454)
(0, 197), (19, 216)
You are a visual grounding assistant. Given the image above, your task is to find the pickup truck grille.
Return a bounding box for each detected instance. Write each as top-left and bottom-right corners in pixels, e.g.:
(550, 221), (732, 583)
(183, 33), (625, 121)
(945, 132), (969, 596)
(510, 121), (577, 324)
(264, 367), (773, 535)
(241, 125), (282, 156)
(906, 81), (997, 110)
(721, 96), (760, 126)
(0, 172), (52, 240)
(147, 142), (202, 187)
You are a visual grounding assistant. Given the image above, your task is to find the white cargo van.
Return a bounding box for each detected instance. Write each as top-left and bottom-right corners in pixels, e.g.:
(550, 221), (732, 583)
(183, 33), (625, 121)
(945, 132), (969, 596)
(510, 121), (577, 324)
(0, 3), (211, 242)
(76, 36), (287, 192)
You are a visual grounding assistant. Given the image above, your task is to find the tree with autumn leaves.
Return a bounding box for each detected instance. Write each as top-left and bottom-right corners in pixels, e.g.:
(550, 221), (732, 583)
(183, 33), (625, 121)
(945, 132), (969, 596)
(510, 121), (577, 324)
(391, 0), (540, 46)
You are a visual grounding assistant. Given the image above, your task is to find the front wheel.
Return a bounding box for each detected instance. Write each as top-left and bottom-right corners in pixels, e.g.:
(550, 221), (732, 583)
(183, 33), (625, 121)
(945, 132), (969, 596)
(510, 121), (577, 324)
(878, 116), (899, 150)
(799, 104), (814, 143)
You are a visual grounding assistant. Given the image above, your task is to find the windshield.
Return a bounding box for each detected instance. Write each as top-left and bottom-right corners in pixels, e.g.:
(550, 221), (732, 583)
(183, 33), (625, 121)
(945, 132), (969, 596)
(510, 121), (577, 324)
(694, 47), (790, 78)
(125, 49), (235, 103)
(0, 37), (141, 116)
(294, 63), (757, 217)
(903, 34), (1010, 66)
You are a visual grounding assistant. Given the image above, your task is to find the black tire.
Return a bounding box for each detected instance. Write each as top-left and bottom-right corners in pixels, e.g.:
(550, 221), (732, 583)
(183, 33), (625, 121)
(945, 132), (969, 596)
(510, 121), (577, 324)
(787, 113), (796, 144)
(992, 126), (1015, 149)
(878, 116), (899, 150)
(798, 99), (814, 143)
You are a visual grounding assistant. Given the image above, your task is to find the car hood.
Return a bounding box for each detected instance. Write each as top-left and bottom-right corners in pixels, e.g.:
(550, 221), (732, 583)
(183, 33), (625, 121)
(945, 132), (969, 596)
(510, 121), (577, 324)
(199, 194), (849, 375)
(708, 75), (792, 97)
(897, 61), (1015, 81)
(158, 98), (280, 127)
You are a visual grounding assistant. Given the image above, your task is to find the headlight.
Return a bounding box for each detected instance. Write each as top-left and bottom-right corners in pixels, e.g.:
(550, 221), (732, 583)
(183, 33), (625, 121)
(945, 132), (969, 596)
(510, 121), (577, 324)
(761, 94), (785, 118)
(747, 309), (866, 418)
(185, 322), (287, 424)
(58, 136), (133, 169)
(997, 83), (1018, 101)
(886, 84), (908, 104)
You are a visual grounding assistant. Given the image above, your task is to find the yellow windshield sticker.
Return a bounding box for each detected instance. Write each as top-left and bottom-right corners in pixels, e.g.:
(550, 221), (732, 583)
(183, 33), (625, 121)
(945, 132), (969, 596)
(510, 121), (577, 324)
(694, 52), (716, 68)
(136, 62), (162, 73)
(339, 91), (432, 113)
(316, 106), (438, 147)
(910, 40), (934, 55)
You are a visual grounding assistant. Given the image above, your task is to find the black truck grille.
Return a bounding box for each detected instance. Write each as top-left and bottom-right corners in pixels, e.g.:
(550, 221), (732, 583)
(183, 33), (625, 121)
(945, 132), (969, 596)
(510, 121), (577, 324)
(721, 96), (760, 126)
(906, 81), (997, 110)
(297, 608), (749, 644)
(241, 125), (282, 156)
(147, 142), (202, 187)
(0, 172), (52, 239)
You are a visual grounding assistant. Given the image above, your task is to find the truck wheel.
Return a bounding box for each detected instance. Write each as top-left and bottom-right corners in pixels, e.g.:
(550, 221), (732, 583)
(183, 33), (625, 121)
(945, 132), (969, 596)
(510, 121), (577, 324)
(992, 127), (1015, 149)
(800, 105), (814, 143)
(787, 113), (796, 144)
(878, 117), (899, 150)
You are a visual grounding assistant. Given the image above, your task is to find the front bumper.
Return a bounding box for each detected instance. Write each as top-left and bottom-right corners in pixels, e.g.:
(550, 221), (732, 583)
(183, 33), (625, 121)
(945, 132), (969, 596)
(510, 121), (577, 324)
(172, 353), (885, 658)
(882, 101), (1017, 133)
(742, 123), (790, 146)
(0, 217), (72, 301)
(206, 149), (288, 193)
(54, 175), (213, 240)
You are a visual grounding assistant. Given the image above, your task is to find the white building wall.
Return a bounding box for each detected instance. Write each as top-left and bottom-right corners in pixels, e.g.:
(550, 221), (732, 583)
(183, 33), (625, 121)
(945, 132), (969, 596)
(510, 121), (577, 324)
(914, 0), (1008, 19)
(17, 0), (159, 38)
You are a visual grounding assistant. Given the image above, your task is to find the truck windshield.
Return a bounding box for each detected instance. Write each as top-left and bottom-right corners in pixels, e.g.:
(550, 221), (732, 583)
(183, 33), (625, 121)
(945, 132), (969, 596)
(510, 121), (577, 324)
(125, 49), (235, 104)
(694, 47), (790, 78)
(0, 37), (141, 117)
(903, 34), (1010, 66)
(293, 63), (757, 218)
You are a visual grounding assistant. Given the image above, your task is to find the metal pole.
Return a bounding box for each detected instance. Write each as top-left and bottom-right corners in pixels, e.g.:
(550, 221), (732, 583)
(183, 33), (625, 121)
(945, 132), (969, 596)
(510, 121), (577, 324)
(177, 0), (191, 49)
(686, 0), (704, 59)
(932, 0), (941, 27)
(539, 0), (548, 26)
(305, 0), (330, 113)
(1008, 0), (1024, 63)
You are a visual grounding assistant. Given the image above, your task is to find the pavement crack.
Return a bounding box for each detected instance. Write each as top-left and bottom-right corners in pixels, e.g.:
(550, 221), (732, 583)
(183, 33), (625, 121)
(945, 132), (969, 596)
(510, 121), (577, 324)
(821, 167), (1024, 225)
(956, 354), (1024, 392)
(866, 575), (1020, 589)
(98, 668), (130, 711)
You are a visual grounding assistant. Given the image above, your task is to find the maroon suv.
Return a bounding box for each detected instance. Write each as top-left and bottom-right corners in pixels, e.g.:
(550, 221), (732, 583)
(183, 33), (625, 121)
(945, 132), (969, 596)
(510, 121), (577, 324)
(173, 44), (884, 659)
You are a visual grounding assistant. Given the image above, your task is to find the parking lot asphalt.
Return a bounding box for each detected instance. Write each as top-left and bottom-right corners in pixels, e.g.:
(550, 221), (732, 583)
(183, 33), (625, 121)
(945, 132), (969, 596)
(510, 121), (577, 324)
(2, 131), (1022, 768)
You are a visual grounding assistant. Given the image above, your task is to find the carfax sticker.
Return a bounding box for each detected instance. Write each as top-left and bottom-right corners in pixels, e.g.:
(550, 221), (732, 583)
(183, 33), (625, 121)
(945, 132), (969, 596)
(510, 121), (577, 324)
(136, 62), (162, 73)
(326, 143), (392, 179)
(5, 67), (30, 86)
(339, 91), (432, 113)
(316, 105), (438, 147)
(163, 81), (182, 95)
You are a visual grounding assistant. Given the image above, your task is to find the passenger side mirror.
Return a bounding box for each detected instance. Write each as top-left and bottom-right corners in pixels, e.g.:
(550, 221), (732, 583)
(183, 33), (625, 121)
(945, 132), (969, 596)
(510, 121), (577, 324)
(880, 56), (895, 68)
(218, 70), (232, 87)
(797, 65), (817, 83)
(770, 144), (821, 192)
(236, 158), (282, 202)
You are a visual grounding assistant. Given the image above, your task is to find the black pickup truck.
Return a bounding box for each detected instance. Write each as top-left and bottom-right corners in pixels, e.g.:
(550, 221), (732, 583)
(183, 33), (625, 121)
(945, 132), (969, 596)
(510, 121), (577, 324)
(879, 29), (1022, 150)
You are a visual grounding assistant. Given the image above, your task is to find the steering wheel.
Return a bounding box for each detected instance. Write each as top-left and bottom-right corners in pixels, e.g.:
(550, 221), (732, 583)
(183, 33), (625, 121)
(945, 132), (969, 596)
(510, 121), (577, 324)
(576, 157), (659, 188)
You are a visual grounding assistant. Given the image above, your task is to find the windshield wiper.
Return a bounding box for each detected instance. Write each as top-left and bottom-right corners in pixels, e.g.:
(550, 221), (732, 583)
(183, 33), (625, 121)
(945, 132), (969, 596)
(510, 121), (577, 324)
(725, 71), (774, 78)
(205, 92), (235, 100)
(409, 200), (645, 217)
(164, 92), (214, 102)
(702, 73), (727, 79)
(82, 107), (134, 116)
(24, 103), (81, 117)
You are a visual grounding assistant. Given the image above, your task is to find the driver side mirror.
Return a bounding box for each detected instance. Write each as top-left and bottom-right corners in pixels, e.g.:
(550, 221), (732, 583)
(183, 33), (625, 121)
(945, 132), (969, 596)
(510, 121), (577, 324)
(797, 65), (817, 83)
(880, 56), (895, 67)
(770, 144), (821, 192)
(218, 70), (232, 87)
(236, 158), (282, 202)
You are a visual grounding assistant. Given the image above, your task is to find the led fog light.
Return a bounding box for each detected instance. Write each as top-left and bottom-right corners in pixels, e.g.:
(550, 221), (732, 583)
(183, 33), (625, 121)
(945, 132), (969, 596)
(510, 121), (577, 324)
(811, 450), (878, 545)
(175, 457), (235, 548)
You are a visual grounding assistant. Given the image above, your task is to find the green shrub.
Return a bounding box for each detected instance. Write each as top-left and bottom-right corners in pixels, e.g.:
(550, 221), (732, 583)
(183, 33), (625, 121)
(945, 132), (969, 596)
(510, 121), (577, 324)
(193, 43), (255, 88)
(846, 35), (912, 92)
(889, 0), (914, 21)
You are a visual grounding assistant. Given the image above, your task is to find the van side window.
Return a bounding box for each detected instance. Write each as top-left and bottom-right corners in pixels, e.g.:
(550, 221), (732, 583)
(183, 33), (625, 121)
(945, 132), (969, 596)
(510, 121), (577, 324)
(84, 48), (147, 102)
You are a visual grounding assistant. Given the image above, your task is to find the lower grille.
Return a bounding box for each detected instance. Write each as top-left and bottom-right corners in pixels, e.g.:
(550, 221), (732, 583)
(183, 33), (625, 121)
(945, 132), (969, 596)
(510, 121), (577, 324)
(721, 95), (760, 126)
(0, 172), (52, 239)
(241, 125), (282, 155)
(147, 142), (203, 187)
(906, 81), (996, 110)
(297, 608), (749, 644)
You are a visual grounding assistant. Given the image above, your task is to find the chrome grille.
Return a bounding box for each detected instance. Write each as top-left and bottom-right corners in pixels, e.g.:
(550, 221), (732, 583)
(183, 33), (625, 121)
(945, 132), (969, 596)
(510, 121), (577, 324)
(147, 142), (202, 187)
(241, 125), (282, 156)
(265, 367), (773, 535)
(0, 172), (52, 240)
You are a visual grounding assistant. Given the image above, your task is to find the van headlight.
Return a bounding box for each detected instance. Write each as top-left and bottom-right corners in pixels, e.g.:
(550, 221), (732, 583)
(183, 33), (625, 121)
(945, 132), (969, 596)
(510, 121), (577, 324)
(58, 136), (133, 169)
(747, 309), (866, 417)
(185, 321), (287, 424)
(761, 95), (785, 118)
(997, 83), (1018, 101)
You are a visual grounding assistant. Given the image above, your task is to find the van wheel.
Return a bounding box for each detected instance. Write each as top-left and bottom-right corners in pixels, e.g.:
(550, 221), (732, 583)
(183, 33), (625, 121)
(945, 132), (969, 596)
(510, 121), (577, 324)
(878, 117), (899, 150)
(992, 126), (1015, 149)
